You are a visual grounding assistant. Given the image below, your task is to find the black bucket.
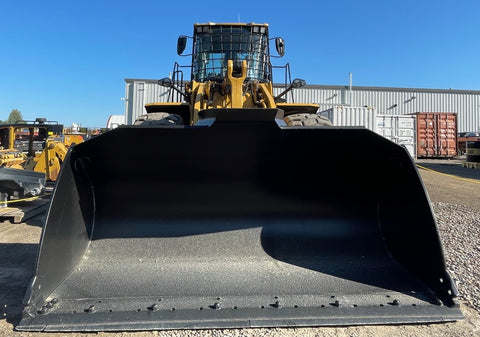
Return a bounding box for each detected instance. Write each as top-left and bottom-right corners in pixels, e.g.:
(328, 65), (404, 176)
(17, 109), (462, 332)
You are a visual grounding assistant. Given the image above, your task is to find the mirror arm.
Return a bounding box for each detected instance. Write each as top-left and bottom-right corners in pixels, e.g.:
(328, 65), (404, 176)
(159, 78), (188, 99)
(274, 85), (293, 102)
(274, 79), (306, 102)
(171, 85), (188, 99)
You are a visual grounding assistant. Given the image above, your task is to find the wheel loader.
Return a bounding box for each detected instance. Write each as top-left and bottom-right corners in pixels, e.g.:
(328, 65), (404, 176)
(17, 23), (462, 332)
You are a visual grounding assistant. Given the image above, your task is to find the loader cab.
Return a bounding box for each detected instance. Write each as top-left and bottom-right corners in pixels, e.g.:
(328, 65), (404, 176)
(188, 23), (275, 83)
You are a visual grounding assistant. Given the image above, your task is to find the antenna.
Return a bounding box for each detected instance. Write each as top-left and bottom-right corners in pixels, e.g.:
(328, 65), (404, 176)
(237, 13), (241, 22)
(349, 72), (353, 106)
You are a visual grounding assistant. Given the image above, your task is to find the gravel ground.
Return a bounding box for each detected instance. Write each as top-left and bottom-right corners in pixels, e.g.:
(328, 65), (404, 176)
(434, 202), (480, 313)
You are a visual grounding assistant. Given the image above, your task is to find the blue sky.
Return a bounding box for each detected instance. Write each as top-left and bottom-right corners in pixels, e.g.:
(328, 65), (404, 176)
(1, 0), (479, 127)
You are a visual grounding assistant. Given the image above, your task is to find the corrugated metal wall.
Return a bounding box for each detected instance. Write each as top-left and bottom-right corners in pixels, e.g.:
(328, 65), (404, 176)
(319, 106), (377, 131)
(124, 80), (171, 125)
(124, 79), (480, 132)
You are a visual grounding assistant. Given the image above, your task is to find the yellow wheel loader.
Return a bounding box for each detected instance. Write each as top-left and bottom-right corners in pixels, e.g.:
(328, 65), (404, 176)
(18, 23), (462, 332)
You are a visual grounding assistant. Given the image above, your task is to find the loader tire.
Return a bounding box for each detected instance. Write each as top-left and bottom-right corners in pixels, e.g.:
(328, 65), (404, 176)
(284, 113), (332, 126)
(134, 112), (184, 125)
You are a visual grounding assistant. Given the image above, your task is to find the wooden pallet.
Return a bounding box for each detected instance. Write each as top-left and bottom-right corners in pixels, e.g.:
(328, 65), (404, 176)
(0, 198), (49, 223)
(462, 161), (480, 169)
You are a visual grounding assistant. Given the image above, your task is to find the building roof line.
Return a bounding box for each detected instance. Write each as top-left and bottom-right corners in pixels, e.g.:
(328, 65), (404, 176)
(299, 84), (480, 94)
(124, 78), (480, 95)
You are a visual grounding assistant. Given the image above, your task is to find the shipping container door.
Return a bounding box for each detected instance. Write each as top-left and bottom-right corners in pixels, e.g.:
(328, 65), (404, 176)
(416, 113), (457, 158)
(416, 113), (434, 157)
(437, 113), (457, 157)
(376, 115), (416, 158)
(396, 116), (416, 159)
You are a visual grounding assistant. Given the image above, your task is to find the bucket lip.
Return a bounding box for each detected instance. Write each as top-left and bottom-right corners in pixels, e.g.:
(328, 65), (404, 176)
(16, 297), (463, 332)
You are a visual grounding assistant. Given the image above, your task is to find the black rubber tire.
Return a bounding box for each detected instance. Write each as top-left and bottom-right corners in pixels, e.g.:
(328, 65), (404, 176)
(284, 113), (332, 126)
(134, 112), (184, 126)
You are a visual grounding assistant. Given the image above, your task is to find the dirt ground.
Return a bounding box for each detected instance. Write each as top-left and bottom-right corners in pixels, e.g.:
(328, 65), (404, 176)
(1, 159), (480, 337)
(416, 158), (480, 210)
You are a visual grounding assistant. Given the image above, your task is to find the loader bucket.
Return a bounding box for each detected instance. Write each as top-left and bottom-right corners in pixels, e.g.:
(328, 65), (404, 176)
(18, 109), (462, 332)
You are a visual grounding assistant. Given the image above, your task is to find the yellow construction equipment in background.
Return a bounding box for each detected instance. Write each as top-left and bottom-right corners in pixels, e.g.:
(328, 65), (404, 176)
(23, 138), (66, 181)
(0, 119), (83, 181)
(0, 149), (26, 169)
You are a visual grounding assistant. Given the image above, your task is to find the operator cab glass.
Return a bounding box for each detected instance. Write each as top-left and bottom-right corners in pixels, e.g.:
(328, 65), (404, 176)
(192, 24), (271, 83)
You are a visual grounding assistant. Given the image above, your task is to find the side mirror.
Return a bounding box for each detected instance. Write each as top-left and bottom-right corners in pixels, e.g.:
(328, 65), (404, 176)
(273, 78), (307, 102)
(292, 78), (306, 88)
(275, 37), (285, 57)
(158, 77), (173, 88)
(177, 36), (187, 55)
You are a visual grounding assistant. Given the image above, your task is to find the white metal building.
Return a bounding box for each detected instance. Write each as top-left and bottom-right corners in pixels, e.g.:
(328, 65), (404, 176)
(124, 79), (480, 132)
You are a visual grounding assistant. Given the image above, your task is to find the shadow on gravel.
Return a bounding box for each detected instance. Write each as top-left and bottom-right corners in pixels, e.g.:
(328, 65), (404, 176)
(0, 243), (38, 326)
(416, 160), (480, 181)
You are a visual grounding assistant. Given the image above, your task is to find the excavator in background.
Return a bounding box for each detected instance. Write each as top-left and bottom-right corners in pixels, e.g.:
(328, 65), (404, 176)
(0, 119), (83, 203)
(18, 23), (462, 332)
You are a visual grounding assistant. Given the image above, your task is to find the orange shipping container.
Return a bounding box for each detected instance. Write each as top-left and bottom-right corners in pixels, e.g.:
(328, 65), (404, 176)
(414, 112), (457, 158)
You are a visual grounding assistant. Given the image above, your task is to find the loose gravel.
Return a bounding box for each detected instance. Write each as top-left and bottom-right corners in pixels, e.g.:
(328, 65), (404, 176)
(433, 202), (480, 313)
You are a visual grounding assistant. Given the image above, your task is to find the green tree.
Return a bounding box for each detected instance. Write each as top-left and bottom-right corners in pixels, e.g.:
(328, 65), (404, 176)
(6, 109), (24, 124)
